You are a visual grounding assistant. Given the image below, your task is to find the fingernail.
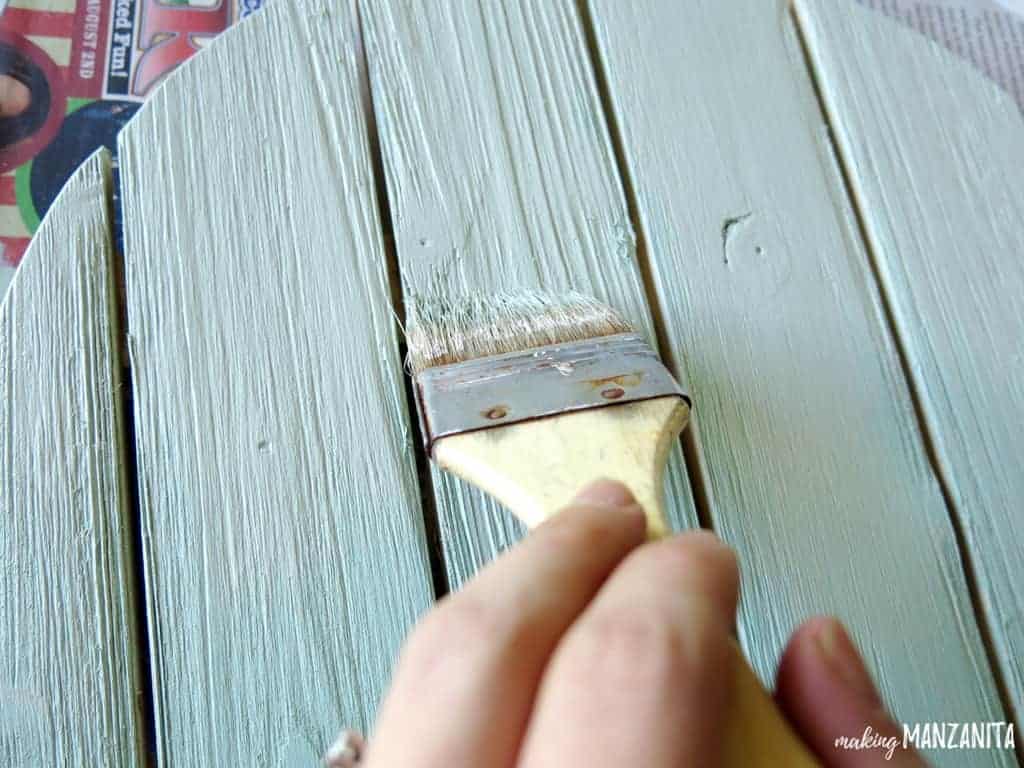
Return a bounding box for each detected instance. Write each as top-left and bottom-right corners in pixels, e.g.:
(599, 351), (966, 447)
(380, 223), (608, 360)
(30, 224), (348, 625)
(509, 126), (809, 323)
(573, 479), (637, 509)
(816, 618), (882, 706)
(680, 528), (732, 555)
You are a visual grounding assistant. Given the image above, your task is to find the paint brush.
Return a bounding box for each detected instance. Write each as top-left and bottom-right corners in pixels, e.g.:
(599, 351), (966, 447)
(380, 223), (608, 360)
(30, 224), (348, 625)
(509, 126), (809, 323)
(406, 290), (818, 767)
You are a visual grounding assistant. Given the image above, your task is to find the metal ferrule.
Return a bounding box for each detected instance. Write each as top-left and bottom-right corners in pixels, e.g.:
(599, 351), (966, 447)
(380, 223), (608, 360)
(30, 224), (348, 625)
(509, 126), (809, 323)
(413, 333), (690, 455)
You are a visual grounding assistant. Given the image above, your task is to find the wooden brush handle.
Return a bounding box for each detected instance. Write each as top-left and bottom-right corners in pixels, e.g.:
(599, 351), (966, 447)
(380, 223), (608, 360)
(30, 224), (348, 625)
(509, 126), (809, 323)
(433, 397), (819, 767)
(434, 397), (687, 537)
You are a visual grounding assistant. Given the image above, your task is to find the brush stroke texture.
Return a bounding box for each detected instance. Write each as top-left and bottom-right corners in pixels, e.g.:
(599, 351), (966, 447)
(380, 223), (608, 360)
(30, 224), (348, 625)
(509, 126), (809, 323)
(118, 0), (433, 762)
(587, 1), (1011, 763)
(796, 0), (1024, 729)
(360, 0), (699, 589)
(1, 150), (144, 767)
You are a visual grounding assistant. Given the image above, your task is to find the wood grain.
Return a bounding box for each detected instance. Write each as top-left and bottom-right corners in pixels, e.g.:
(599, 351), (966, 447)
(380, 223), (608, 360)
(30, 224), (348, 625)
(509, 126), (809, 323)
(587, 0), (1011, 760)
(359, 0), (699, 589)
(796, 0), (1024, 728)
(0, 150), (144, 766)
(117, 0), (434, 762)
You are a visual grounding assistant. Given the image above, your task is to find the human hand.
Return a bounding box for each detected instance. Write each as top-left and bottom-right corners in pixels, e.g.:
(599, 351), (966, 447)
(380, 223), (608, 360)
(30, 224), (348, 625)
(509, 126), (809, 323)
(353, 480), (925, 767)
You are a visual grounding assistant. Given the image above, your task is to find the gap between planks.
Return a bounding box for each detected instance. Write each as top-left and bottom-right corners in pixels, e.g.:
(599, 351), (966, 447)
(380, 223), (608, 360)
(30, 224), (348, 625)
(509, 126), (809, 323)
(352, 0), (451, 601)
(357, 0), (701, 595)
(97, 2), (1018, 760)
(103, 4), (1019, 762)
(582, 1), (1011, 762)
(105, 160), (160, 768)
(789, 4), (1022, 750)
(117, 0), (438, 757)
(575, 0), (717, 534)
(101, 15), (451, 767)
(578, 8), (1010, 735)
(1, 151), (145, 767)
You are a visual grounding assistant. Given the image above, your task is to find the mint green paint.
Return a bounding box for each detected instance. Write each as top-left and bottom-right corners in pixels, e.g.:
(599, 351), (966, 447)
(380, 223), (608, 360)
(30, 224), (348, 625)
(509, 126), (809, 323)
(587, 2), (1010, 765)
(1, 150), (146, 766)
(797, 0), (1024, 733)
(359, 0), (700, 591)
(117, 0), (434, 762)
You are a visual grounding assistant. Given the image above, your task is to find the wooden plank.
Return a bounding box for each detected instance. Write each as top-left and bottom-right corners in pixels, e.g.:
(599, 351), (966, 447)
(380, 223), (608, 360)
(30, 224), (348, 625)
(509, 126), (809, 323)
(1, 150), (144, 766)
(117, 0), (434, 762)
(360, 0), (700, 590)
(586, 0), (1011, 760)
(795, 0), (1024, 728)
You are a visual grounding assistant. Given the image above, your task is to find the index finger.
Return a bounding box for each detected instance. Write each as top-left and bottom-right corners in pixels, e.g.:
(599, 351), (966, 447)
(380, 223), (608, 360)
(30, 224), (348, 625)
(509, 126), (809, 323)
(366, 480), (647, 768)
(517, 531), (741, 768)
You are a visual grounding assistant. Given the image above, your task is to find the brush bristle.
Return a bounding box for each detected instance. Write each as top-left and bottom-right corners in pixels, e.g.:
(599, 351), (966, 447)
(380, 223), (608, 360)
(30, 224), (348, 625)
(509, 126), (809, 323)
(405, 290), (634, 374)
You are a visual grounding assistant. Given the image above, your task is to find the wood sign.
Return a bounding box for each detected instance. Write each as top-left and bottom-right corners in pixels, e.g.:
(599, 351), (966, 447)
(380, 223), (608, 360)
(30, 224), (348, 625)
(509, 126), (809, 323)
(2, 1), (1022, 765)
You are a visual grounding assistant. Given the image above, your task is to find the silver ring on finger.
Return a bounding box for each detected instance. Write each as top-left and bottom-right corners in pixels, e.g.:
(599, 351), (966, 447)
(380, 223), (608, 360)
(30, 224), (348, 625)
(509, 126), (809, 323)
(324, 728), (366, 767)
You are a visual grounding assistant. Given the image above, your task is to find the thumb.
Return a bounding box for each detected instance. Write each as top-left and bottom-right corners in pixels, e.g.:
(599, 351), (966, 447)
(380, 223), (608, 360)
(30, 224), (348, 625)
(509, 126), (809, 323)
(775, 616), (927, 767)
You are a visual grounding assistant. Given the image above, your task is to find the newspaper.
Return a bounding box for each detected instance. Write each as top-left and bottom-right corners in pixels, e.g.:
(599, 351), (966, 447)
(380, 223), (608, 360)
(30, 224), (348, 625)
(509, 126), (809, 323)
(0, 0), (1022, 296)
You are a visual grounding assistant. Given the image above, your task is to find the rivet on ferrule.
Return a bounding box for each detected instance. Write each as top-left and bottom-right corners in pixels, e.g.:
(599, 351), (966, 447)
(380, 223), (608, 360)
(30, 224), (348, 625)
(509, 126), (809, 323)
(413, 333), (690, 455)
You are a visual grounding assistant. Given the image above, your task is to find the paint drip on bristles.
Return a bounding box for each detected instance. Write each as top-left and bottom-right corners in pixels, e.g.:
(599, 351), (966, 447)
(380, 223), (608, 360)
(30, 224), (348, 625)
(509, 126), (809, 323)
(405, 290), (634, 374)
